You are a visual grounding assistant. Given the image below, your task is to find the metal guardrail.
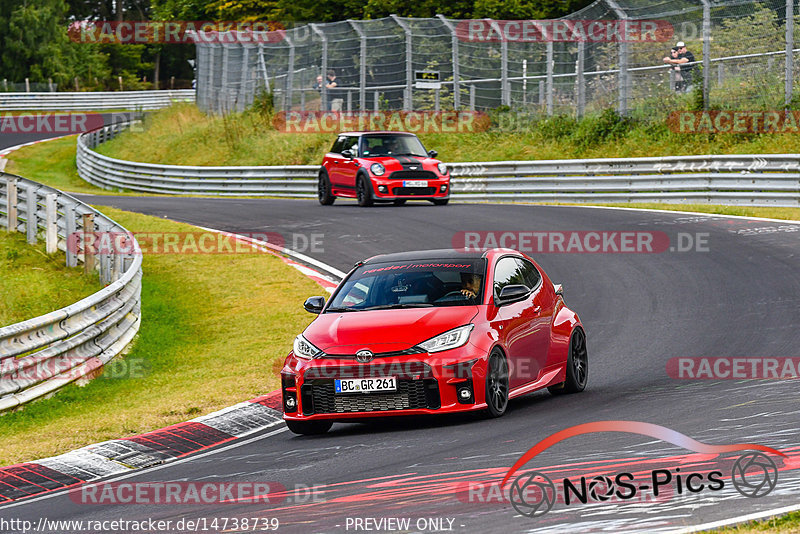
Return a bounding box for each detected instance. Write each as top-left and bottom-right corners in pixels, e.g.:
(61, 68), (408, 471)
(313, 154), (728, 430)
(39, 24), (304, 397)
(0, 90), (195, 111)
(77, 122), (800, 207)
(0, 174), (142, 411)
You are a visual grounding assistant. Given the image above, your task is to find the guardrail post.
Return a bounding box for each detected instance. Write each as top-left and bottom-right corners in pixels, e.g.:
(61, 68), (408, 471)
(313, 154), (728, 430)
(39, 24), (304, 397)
(65, 204), (77, 267)
(6, 177), (17, 232)
(112, 237), (123, 281)
(25, 184), (37, 244)
(99, 222), (111, 284)
(45, 194), (58, 254)
(82, 212), (96, 273)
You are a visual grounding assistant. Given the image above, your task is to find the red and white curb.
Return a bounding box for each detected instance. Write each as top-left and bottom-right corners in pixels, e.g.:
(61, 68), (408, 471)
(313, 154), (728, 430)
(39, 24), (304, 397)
(0, 392), (285, 503)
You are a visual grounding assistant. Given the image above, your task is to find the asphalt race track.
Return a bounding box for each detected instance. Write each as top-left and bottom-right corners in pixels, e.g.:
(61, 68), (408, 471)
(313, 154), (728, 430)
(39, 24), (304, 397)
(2, 194), (798, 533)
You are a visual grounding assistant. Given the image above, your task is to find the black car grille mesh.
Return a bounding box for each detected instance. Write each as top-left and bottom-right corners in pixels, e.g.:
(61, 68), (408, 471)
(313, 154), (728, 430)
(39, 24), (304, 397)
(318, 347), (426, 360)
(389, 170), (437, 180)
(392, 186), (437, 196)
(301, 379), (439, 414)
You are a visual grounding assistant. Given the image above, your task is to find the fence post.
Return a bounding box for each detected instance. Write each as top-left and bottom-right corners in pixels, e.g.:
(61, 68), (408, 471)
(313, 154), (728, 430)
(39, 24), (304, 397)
(45, 194), (58, 254)
(221, 45), (230, 113)
(348, 20), (367, 111)
(489, 21), (509, 106)
(469, 84), (476, 110)
(310, 24), (328, 111)
(786, 0), (794, 109)
(546, 42), (554, 116)
(701, 0), (711, 109)
(239, 44), (250, 112)
(576, 41), (585, 118)
(25, 184), (37, 244)
(285, 36), (295, 112)
(6, 177), (17, 232)
(374, 91), (379, 111)
(605, 0), (629, 115)
(437, 15), (460, 110)
(391, 15), (413, 111)
(82, 213), (96, 274)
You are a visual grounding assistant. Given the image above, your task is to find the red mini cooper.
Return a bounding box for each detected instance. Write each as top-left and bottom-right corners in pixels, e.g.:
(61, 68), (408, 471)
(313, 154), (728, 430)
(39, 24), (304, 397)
(281, 248), (588, 435)
(318, 131), (450, 207)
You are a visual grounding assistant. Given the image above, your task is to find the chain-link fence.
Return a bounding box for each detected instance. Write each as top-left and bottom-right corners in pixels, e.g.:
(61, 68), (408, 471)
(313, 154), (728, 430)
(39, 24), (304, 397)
(195, 0), (799, 119)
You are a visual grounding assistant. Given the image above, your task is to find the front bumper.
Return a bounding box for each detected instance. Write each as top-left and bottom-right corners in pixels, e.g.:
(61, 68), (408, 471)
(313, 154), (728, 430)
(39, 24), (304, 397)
(369, 175), (450, 200)
(281, 349), (487, 421)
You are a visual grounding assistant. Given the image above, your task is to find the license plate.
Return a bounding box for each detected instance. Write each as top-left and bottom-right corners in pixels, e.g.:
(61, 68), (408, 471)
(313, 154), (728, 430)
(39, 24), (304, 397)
(335, 377), (397, 394)
(403, 180), (428, 187)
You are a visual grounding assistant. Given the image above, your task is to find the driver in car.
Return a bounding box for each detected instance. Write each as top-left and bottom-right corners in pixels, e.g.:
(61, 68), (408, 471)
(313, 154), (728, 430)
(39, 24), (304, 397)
(460, 274), (481, 299)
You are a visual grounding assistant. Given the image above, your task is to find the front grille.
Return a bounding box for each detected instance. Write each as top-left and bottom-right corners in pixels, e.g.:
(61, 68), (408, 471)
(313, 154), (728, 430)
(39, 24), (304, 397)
(301, 379), (440, 414)
(389, 170), (437, 180)
(392, 186), (437, 196)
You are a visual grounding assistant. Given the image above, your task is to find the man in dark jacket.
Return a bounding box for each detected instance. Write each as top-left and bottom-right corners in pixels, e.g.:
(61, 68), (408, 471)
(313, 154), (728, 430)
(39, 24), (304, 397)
(663, 41), (695, 93)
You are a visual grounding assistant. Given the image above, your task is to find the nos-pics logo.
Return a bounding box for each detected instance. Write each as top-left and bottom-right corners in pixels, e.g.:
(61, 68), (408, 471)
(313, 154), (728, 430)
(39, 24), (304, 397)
(502, 421), (784, 518)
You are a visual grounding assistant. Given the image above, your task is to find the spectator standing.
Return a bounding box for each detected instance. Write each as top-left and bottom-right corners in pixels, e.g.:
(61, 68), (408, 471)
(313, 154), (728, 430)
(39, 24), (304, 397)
(663, 41), (695, 93)
(326, 69), (344, 111)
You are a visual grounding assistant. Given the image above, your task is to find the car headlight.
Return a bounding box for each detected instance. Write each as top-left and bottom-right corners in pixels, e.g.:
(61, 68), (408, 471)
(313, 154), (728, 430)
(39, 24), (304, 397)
(293, 334), (322, 360)
(370, 163), (385, 176)
(418, 324), (473, 353)
(437, 163), (448, 175)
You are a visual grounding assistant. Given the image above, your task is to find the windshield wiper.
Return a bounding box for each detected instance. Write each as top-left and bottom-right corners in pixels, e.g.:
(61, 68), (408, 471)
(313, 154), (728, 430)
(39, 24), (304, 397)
(360, 303), (434, 311)
(325, 306), (361, 313)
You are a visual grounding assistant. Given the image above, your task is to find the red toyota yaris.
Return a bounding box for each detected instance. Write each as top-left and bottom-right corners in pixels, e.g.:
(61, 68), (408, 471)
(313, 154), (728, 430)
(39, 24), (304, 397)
(317, 131), (450, 207)
(281, 248), (587, 435)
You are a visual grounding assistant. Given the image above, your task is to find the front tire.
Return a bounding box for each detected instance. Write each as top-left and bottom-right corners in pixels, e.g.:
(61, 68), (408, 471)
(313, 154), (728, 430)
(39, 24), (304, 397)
(285, 419), (333, 435)
(548, 327), (588, 395)
(356, 175), (374, 207)
(318, 172), (335, 205)
(484, 349), (509, 418)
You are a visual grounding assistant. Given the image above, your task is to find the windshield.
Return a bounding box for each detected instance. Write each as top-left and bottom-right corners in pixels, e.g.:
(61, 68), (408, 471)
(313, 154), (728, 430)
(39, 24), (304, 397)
(327, 259), (486, 311)
(361, 135), (428, 157)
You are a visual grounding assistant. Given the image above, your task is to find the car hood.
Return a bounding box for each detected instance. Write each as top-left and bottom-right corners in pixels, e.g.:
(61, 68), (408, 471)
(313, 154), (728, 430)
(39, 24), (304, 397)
(304, 306), (478, 354)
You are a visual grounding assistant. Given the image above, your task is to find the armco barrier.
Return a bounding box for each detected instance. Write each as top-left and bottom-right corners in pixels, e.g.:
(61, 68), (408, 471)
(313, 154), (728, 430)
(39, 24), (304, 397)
(0, 174), (142, 411)
(0, 90), (194, 111)
(77, 123), (800, 207)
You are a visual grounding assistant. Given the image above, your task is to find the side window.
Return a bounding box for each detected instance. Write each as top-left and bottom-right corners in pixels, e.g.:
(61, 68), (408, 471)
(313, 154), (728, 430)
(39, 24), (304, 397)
(517, 259), (541, 290)
(330, 136), (347, 154)
(493, 257), (527, 295)
(346, 136), (359, 155)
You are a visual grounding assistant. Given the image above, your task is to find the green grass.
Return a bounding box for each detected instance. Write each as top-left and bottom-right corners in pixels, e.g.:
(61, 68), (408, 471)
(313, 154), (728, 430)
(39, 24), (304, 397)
(712, 511), (800, 533)
(0, 231), (102, 327)
(563, 202), (800, 222)
(95, 103), (800, 167)
(0, 207), (322, 465)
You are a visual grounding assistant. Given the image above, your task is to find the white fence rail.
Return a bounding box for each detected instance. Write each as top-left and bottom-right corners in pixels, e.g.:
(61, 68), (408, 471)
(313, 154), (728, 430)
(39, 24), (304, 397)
(0, 90), (194, 111)
(0, 174), (142, 411)
(77, 123), (800, 207)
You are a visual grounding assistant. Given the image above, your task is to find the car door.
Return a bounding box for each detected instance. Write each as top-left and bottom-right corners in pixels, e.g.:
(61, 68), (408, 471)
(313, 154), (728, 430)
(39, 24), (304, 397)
(339, 136), (361, 191)
(490, 257), (548, 388)
(327, 135), (348, 189)
(517, 258), (554, 378)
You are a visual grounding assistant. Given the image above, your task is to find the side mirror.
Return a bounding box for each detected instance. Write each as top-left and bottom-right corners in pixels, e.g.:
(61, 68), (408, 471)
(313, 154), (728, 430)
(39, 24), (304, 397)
(495, 284), (530, 305)
(554, 283), (563, 297)
(341, 149), (354, 159)
(427, 149), (438, 158)
(303, 296), (326, 314)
